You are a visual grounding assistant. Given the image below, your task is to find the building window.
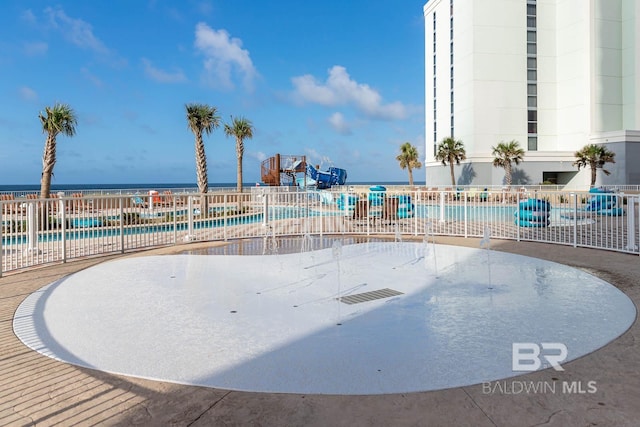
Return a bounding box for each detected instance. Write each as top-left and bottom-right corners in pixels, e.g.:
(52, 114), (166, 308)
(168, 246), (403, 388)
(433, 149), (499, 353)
(527, 0), (537, 151)
(448, 0), (454, 138)
(432, 12), (437, 152)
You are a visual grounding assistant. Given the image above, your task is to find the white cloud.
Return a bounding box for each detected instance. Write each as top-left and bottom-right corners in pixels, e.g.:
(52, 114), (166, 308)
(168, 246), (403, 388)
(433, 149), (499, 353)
(23, 41), (48, 56)
(45, 6), (108, 53)
(328, 112), (352, 135)
(19, 86), (38, 101)
(44, 6), (125, 67)
(291, 66), (407, 120)
(141, 58), (187, 83)
(194, 22), (257, 91)
(248, 151), (267, 162)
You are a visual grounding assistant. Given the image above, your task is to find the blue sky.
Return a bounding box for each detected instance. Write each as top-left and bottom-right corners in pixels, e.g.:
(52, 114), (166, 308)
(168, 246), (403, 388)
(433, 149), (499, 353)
(0, 0), (425, 185)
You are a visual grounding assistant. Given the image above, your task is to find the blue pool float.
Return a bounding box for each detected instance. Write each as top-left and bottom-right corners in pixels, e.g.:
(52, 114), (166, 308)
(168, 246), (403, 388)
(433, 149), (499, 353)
(519, 198), (551, 211)
(515, 198), (551, 227)
(515, 210), (550, 221)
(585, 187), (623, 215)
(598, 207), (624, 216)
(517, 219), (550, 227)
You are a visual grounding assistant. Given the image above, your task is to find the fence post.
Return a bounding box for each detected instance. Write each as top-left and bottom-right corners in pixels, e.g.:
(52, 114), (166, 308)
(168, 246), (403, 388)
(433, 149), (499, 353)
(572, 193), (577, 248)
(626, 196), (637, 253)
(25, 202), (41, 256)
(262, 193), (269, 227)
(516, 192), (521, 242)
(224, 194), (228, 241)
(185, 196), (194, 242)
(439, 191), (445, 222)
(119, 197), (125, 253)
(58, 193), (67, 261)
(463, 193), (468, 238)
(173, 197), (177, 244)
(320, 199), (324, 237)
(0, 205), (3, 277)
(414, 190), (418, 236)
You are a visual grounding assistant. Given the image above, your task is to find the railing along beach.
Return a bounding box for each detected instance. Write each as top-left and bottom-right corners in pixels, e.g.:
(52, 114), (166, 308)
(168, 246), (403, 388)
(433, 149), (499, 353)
(1, 187), (639, 276)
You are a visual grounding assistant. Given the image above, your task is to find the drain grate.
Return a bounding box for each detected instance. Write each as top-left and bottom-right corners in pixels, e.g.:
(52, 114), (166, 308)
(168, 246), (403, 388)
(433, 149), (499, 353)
(337, 288), (403, 305)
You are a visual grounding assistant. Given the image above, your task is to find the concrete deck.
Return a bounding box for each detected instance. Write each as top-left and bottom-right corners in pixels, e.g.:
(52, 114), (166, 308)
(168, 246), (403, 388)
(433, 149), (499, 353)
(1, 237), (639, 426)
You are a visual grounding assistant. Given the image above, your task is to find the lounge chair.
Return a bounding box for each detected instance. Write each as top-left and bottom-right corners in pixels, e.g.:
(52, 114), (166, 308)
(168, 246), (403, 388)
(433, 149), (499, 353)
(1, 194), (20, 215)
(381, 196), (399, 224)
(131, 196), (148, 208)
(352, 199), (371, 226)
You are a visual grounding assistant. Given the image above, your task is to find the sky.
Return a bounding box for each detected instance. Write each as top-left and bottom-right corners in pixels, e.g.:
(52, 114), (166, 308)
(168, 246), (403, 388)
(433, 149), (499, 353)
(0, 0), (426, 186)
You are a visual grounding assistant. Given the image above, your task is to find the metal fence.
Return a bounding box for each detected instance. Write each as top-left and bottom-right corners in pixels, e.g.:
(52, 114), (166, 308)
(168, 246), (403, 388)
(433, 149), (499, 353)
(2, 188), (638, 276)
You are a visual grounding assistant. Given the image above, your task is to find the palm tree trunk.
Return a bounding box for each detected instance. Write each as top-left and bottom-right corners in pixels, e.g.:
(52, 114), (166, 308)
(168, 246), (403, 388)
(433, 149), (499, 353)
(236, 137), (244, 193)
(408, 168), (414, 186)
(590, 165), (597, 187)
(449, 162), (456, 186)
(194, 131), (209, 213)
(237, 156), (243, 193)
(505, 162), (512, 188)
(236, 154), (244, 212)
(40, 135), (57, 199)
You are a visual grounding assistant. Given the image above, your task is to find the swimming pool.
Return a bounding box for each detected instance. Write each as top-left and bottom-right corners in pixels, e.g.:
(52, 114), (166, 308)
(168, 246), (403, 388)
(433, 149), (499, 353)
(1, 213), (264, 245)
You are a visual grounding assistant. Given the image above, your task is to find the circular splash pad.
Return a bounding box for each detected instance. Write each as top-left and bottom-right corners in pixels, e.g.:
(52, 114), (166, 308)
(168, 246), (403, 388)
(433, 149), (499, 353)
(14, 241), (635, 394)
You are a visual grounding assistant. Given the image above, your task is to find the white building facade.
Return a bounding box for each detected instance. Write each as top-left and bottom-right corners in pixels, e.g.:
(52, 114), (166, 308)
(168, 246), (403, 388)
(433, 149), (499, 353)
(423, 0), (640, 188)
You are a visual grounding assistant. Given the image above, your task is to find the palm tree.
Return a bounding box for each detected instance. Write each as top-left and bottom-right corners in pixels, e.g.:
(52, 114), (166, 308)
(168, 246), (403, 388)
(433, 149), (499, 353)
(435, 137), (466, 186)
(224, 116), (254, 193)
(186, 103), (220, 196)
(573, 144), (616, 187)
(491, 140), (525, 188)
(396, 142), (422, 186)
(39, 103), (77, 199)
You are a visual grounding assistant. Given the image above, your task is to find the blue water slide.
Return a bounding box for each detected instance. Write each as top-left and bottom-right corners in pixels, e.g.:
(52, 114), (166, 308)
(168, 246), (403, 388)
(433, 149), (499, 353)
(328, 167), (348, 185)
(306, 164), (347, 189)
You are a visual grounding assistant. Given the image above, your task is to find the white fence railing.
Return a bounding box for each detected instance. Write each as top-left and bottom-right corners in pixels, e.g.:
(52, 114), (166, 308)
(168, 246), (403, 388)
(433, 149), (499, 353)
(2, 189), (638, 276)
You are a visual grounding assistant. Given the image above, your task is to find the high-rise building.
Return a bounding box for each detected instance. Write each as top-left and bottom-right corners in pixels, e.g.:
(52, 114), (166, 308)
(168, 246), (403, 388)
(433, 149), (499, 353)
(424, 0), (640, 187)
